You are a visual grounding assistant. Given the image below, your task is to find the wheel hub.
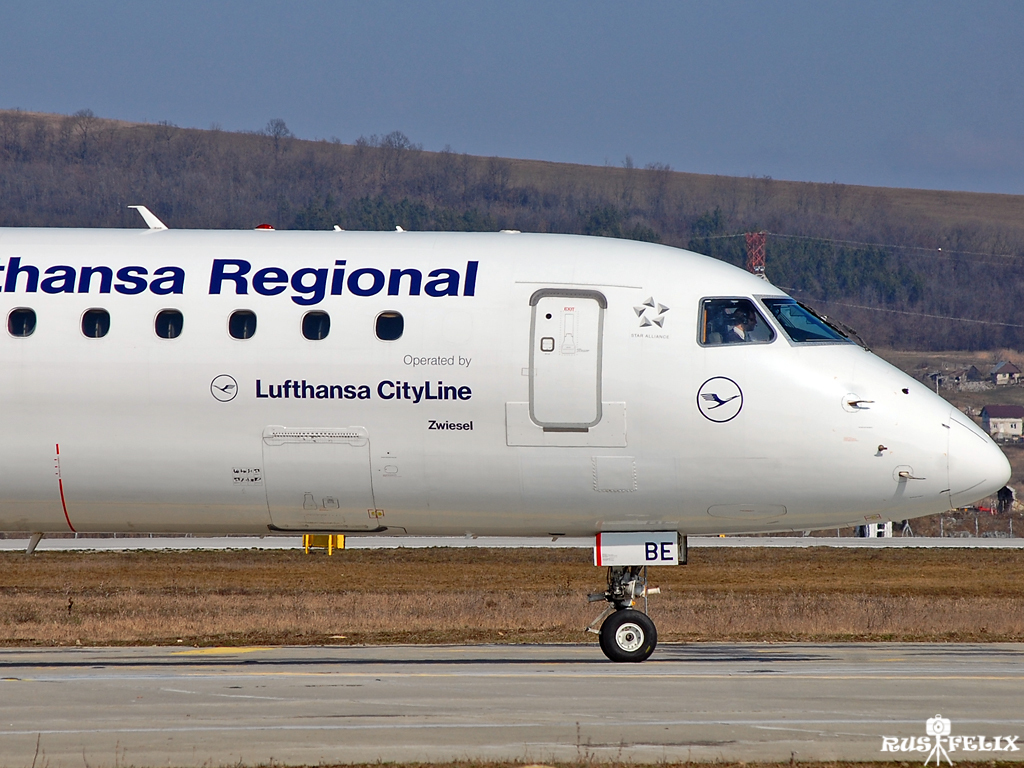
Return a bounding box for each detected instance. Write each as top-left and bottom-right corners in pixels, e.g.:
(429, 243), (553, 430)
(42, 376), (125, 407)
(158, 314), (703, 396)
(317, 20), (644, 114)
(615, 622), (644, 652)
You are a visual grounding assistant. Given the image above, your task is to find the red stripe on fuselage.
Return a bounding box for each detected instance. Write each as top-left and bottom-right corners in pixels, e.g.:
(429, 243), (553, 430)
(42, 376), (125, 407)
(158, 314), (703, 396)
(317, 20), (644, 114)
(55, 444), (76, 533)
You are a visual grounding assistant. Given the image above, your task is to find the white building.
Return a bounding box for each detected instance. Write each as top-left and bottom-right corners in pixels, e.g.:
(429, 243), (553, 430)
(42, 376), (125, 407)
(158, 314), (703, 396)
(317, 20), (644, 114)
(981, 405), (1024, 440)
(990, 361), (1022, 386)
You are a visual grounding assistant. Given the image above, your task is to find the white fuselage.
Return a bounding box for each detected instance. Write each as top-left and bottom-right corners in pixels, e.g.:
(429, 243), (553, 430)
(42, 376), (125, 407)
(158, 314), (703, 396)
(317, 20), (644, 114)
(0, 228), (1009, 536)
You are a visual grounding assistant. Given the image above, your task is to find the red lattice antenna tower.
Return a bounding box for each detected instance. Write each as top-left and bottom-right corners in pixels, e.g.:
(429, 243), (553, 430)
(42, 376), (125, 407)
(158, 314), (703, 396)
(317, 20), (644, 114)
(745, 231), (767, 279)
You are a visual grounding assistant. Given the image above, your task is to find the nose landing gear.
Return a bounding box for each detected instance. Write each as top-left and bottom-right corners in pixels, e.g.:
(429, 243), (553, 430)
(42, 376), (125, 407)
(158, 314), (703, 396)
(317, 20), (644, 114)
(586, 565), (659, 662)
(599, 608), (657, 662)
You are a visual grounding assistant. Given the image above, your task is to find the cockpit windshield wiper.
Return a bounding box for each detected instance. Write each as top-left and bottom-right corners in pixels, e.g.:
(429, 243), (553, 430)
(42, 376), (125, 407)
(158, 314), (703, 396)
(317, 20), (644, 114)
(797, 301), (870, 351)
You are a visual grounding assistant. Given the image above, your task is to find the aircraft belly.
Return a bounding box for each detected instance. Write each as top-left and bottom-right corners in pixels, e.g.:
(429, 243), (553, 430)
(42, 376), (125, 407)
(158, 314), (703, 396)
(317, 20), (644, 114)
(43, 432), (273, 533)
(0, 439), (70, 532)
(0, 384), (957, 536)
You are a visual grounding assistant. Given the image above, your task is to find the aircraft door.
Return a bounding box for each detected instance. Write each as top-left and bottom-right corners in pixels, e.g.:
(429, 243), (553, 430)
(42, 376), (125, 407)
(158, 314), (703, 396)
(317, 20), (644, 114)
(529, 289), (606, 429)
(261, 426), (379, 531)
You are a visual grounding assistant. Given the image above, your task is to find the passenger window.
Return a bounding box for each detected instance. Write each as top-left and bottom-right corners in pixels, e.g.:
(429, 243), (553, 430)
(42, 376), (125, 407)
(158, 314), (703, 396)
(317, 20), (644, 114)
(155, 309), (183, 339)
(302, 311), (330, 340)
(760, 298), (851, 344)
(8, 308), (36, 337)
(375, 311), (404, 341)
(82, 309), (110, 338)
(700, 298), (774, 345)
(229, 310), (257, 340)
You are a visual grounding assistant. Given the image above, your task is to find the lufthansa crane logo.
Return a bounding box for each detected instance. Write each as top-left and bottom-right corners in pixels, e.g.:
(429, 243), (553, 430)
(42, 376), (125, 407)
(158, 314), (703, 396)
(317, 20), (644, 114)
(697, 377), (743, 422)
(633, 297), (669, 328)
(211, 374), (238, 402)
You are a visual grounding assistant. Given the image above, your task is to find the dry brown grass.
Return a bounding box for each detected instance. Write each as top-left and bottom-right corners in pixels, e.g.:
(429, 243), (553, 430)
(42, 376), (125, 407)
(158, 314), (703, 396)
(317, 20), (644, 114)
(2, 548), (1023, 647)
(290, 764), (1024, 768)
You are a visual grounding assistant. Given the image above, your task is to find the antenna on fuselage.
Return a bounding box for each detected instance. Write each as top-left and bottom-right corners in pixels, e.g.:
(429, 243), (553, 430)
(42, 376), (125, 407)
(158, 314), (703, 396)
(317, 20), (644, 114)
(128, 205), (169, 231)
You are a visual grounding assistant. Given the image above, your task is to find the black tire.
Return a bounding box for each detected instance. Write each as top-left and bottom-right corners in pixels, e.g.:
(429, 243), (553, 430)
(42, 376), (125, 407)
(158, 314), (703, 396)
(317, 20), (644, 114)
(599, 608), (657, 662)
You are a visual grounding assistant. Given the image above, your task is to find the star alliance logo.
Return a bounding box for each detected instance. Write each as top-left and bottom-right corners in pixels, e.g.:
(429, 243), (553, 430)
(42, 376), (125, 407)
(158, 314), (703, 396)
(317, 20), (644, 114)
(633, 297), (669, 328)
(880, 715), (1020, 765)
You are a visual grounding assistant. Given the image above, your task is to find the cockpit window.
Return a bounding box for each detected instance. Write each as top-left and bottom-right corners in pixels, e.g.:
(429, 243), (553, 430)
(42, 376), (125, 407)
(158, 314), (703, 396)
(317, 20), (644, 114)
(760, 298), (851, 344)
(700, 298), (775, 346)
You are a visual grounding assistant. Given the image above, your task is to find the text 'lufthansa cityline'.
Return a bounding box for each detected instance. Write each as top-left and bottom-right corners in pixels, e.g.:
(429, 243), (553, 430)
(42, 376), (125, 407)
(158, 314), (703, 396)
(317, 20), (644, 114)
(255, 379), (472, 403)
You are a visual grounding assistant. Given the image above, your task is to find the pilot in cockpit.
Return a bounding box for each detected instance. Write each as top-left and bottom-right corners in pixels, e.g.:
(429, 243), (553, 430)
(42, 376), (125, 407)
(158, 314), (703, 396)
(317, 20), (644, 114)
(723, 305), (758, 342)
(702, 298), (773, 346)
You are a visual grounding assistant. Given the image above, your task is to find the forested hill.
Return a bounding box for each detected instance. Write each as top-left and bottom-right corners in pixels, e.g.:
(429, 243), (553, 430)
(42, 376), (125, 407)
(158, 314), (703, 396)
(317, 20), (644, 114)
(2, 109), (1024, 351)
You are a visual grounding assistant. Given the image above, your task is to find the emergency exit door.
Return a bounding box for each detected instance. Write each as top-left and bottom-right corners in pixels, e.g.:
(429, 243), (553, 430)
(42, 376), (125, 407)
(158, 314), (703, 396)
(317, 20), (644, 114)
(529, 289), (606, 429)
(262, 426), (379, 531)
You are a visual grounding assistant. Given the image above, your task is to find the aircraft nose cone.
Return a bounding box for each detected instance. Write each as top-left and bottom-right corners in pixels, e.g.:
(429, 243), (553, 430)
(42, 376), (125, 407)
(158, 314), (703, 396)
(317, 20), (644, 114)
(947, 410), (1011, 508)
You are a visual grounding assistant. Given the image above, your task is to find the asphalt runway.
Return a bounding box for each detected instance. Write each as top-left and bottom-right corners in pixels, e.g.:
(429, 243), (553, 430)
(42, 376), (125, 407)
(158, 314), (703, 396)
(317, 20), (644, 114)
(1, 644), (1022, 767)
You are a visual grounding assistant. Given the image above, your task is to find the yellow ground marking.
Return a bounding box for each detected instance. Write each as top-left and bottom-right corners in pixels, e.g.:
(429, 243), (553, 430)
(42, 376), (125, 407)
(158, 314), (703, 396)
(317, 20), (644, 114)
(171, 646), (271, 656)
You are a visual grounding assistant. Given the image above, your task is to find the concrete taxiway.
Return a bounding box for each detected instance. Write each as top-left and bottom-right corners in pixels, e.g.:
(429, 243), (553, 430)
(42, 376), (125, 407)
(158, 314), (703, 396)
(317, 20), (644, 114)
(1, 644), (1022, 766)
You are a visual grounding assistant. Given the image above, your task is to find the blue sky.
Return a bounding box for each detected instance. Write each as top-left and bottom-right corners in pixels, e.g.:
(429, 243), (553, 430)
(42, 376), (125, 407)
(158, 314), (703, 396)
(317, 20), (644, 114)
(2, 1), (1023, 194)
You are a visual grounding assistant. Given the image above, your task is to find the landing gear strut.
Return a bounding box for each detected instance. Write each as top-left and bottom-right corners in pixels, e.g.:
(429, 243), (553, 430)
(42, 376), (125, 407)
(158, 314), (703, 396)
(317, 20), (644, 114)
(586, 565), (658, 662)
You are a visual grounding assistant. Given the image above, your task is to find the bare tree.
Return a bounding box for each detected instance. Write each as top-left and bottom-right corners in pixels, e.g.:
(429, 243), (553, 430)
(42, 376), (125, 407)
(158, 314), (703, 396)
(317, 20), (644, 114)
(377, 131), (421, 188)
(484, 157), (512, 201)
(0, 109), (25, 161)
(71, 109), (98, 160)
(264, 118), (293, 152)
(644, 162), (673, 220)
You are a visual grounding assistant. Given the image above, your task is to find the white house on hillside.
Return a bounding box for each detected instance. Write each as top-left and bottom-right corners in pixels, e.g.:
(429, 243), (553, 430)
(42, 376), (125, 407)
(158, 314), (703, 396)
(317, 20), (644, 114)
(981, 404), (1024, 440)
(990, 361), (1022, 386)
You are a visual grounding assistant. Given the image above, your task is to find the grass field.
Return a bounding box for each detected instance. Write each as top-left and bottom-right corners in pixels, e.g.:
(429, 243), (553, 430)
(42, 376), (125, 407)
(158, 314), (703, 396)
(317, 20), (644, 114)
(296, 764), (1024, 768)
(3, 547), (1023, 647)
(203, 764), (1023, 768)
